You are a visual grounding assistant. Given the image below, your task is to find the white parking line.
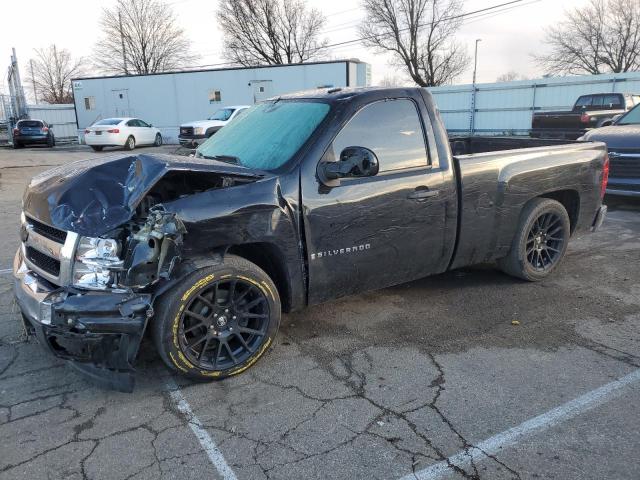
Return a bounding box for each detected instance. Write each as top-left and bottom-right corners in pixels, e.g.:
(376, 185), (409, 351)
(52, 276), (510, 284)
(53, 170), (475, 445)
(165, 378), (238, 480)
(400, 368), (640, 480)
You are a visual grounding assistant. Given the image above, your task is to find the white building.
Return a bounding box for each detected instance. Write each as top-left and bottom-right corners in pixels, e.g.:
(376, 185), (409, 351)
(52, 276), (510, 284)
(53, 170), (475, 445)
(72, 60), (371, 143)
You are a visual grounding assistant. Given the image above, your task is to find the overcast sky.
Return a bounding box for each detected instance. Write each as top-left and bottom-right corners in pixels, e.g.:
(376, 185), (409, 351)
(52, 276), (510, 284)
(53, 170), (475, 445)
(0, 0), (590, 95)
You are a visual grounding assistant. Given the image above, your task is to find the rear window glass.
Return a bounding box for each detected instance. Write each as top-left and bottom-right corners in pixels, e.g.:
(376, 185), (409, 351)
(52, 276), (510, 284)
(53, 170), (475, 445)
(94, 119), (123, 126)
(575, 96), (592, 107)
(602, 94), (623, 108)
(18, 120), (43, 128)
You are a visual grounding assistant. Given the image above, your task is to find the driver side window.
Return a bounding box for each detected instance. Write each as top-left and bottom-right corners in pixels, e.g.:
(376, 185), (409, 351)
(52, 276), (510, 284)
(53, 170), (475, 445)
(331, 98), (429, 172)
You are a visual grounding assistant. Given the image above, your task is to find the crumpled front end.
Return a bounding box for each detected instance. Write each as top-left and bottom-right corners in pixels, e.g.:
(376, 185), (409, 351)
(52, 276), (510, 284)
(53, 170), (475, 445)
(14, 248), (152, 391)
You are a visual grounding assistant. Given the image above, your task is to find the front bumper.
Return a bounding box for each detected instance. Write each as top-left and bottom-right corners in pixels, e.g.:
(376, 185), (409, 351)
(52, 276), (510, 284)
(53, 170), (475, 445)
(606, 177), (640, 197)
(13, 249), (152, 392)
(178, 134), (207, 147)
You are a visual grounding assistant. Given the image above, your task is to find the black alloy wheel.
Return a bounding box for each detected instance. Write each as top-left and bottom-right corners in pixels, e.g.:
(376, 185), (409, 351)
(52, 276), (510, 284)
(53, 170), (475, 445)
(498, 198), (571, 281)
(526, 212), (565, 271)
(153, 255), (281, 380)
(178, 278), (270, 371)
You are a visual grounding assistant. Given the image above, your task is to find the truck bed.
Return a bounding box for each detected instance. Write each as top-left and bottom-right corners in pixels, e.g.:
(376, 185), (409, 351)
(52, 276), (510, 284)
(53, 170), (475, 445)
(449, 136), (576, 155)
(450, 140), (608, 269)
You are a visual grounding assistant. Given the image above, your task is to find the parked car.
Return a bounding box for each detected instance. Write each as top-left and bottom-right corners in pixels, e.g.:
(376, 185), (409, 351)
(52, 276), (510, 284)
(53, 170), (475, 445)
(178, 106), (250, 147)
(531, 93), (640, 139)
(12, 119), (55, 148)
(84, 118), (162, 151)
(13, 87), (608, 391)
(579, 102), (640, 196)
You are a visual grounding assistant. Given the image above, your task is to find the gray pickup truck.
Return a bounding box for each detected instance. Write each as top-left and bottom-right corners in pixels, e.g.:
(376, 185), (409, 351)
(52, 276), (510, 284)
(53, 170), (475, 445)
(13, 87), (609, 391)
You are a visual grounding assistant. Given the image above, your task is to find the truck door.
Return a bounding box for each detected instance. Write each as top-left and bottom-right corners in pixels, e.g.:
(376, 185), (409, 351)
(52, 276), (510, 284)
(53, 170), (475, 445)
(301, 97), (449, 305)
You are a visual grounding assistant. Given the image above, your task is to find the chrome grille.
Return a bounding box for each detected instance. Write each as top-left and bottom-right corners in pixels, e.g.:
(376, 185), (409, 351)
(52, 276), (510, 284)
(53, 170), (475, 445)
(22, 214), (78, 285)
(25, 216), (67, 243)
(608, 150), (640, 179)
(180, 126), (194, 136)
(26, 246), (60, 276)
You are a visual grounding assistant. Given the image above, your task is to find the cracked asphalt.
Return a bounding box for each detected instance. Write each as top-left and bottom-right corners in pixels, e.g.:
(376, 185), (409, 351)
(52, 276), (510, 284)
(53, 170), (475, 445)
(1, 145), (639, 480)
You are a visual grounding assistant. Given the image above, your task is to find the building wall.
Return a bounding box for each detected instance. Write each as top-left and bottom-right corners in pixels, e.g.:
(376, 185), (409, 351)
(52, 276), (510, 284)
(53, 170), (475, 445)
(428, 71), (640, 135)
(27, 104), (77, 139)
(72, 61), (369, 143)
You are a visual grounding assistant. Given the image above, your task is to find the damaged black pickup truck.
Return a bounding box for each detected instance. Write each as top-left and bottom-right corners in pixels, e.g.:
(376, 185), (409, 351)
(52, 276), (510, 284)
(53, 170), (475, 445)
(14, 87), (609, 391)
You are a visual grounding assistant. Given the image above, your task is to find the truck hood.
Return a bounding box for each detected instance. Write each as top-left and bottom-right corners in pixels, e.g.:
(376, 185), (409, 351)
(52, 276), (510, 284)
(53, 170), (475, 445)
(22, 153), (264, 237)
(581, 124), (640, 150)
(181, 119), (226, 128)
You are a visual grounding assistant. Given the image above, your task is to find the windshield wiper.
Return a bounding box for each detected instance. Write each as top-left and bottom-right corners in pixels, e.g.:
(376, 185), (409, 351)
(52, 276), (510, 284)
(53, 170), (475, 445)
(198, 154), (241, 165)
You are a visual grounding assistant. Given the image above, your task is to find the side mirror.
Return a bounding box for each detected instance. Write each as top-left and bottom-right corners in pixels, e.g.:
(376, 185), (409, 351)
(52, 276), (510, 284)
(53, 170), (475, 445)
(149, 124), (153, 127)
(318, 146), (379, 186)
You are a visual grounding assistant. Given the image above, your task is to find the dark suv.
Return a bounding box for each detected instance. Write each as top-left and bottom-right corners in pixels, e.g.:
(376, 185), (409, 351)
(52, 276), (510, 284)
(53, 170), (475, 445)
(13, 119), (55, 148)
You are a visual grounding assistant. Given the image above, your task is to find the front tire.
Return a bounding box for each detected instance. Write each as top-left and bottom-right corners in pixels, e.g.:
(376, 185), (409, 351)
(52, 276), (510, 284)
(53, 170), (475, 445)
(154, 133), (162, 146)
(498, 198), (570, 281)
(153, 255), (280, 380)
(124, 136), (136, 151)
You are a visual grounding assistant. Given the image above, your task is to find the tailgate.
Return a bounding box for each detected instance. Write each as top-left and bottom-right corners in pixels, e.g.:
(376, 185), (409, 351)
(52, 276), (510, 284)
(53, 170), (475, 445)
(532, 113), (582, 130)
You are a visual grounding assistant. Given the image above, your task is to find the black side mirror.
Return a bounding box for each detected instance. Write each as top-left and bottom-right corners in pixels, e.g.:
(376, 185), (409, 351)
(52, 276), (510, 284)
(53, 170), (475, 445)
(318, 146), (379, 186)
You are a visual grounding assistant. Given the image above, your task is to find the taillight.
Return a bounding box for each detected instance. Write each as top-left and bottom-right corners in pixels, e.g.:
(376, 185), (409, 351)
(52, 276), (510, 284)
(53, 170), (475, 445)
(601, 155), (609, 198)
(84, 129), (90, 134)
(580, 113), (591, 123)
(42, 127), (49, 133)
(12, 128), (19, 136)
(107, 128), (119, 133)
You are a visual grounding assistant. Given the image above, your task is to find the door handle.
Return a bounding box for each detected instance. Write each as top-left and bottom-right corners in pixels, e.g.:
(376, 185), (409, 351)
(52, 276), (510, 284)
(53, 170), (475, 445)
(408, 187), (440, 200)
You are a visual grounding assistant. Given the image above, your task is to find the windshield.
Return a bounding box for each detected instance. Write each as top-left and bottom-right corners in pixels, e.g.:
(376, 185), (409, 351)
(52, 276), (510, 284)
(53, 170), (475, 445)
(94, 119), (123, 126)
(208, 109), (235, 121)
(616, 104), (640, 125)
(196, 101), (330, 171)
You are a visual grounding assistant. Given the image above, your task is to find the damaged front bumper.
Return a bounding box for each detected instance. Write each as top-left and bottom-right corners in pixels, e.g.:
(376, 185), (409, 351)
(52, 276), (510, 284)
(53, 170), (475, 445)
(13, 249), (152, 392)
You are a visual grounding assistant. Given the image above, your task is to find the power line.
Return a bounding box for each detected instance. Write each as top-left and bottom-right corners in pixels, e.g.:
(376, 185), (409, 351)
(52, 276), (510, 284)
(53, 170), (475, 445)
(168, 0), (531, 72)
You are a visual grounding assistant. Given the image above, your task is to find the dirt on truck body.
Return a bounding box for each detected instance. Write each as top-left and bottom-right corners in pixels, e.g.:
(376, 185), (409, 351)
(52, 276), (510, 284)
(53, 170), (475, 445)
(14, 87), (609, 391)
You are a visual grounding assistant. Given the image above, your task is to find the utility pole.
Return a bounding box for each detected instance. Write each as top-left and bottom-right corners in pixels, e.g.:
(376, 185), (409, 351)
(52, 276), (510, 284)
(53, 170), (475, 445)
(119, 11), (129, 75)
(469, 38), (481, 135)
(30, 59), (38, 103)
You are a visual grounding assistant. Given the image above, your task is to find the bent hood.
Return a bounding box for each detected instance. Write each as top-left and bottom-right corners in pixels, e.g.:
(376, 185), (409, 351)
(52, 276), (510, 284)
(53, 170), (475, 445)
(581, 124), (640, 150)
(182, 120), (226, 129)
(22, 153), (263, 237)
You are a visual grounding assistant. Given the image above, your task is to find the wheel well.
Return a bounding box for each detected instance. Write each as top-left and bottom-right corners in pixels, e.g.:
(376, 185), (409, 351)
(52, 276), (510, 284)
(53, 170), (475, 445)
(539, 189), (580, 233)
(226, 243), (291, 312)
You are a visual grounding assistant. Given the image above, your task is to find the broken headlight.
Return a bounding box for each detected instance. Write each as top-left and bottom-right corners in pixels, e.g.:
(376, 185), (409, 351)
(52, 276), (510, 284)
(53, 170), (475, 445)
(72, 237), (123, 290)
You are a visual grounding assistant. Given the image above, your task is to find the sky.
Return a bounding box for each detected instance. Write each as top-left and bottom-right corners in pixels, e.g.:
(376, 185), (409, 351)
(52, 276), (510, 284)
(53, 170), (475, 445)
(0, 0), (591, 97)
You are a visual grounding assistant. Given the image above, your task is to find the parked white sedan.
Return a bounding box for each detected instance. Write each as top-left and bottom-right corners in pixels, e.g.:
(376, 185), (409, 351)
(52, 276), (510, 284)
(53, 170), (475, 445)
(84, 118), (162, 151)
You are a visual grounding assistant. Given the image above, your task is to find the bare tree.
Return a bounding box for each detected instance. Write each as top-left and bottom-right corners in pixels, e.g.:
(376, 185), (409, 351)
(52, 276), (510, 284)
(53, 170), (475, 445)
(536, 0), (640, 75)
(218, 0), (328, 66)
(28, 45), (84, 104)
(94, 0), (198, 75)
(496, 71), (530, 82)
(359, 0), (469, 87)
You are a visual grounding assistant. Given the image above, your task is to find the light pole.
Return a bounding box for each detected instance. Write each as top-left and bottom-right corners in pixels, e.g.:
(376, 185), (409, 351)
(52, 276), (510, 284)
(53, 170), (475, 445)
(470, 38), (482, 135)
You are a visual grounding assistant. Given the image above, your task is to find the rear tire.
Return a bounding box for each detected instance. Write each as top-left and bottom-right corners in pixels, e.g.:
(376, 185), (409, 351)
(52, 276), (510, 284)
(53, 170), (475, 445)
(12, 142), (22, 149)
(498, 198), (571, 281)
(152, 255), (280, 380)
(124, 136), (135, 151)
(90, 146), (104, 152)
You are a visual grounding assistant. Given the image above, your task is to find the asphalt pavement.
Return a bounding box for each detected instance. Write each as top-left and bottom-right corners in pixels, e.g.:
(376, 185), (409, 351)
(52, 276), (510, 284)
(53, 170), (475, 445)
(0, 144), (639, 480)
